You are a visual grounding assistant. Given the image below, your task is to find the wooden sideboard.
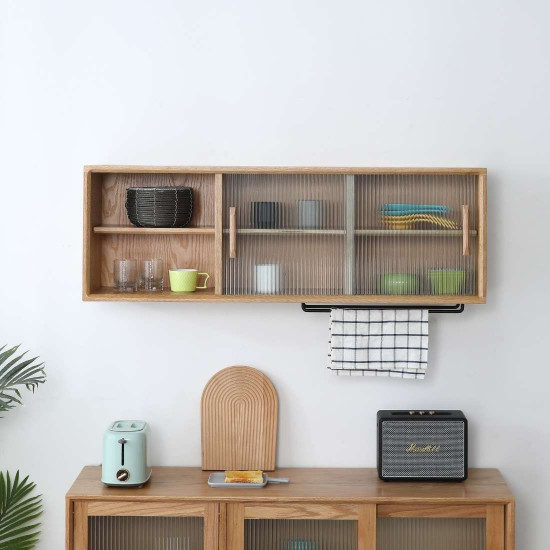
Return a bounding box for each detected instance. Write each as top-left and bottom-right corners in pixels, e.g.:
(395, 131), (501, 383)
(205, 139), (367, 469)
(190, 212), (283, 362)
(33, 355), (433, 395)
(66, 467), (513, 550)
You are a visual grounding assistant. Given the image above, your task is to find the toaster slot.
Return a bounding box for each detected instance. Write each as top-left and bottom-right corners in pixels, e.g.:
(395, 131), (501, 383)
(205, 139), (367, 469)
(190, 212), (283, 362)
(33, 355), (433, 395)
(118, 437), (127, 466)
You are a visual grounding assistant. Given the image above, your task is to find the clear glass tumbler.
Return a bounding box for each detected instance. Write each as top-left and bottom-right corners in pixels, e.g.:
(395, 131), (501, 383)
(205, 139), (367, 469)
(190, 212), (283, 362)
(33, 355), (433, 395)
(113, 259), (138, 292)
(140, 259), (164, 291)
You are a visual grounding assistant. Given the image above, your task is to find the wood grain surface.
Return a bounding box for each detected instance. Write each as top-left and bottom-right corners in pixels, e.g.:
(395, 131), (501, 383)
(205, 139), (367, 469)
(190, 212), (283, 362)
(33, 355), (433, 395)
(201, 366), (278, 471)
(67, 467), (514, 504)
(243, 503), (359, 520)
(87, 501), (208, 517)
(377, 503), (487, 518)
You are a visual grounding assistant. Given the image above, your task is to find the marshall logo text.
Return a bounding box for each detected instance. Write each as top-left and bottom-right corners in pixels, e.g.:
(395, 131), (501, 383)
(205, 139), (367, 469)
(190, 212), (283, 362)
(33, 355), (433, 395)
(406, 443), (441, 453)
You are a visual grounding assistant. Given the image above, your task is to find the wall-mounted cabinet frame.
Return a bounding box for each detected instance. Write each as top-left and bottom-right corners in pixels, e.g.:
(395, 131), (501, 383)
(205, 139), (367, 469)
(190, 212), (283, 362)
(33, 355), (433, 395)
(83, 166), (487, 303)
(66, 467), (513, 550)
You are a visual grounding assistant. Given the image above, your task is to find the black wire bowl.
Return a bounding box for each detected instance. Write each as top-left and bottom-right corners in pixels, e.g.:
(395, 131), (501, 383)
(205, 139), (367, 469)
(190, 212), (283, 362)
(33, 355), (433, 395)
(126, 187), (193, 228)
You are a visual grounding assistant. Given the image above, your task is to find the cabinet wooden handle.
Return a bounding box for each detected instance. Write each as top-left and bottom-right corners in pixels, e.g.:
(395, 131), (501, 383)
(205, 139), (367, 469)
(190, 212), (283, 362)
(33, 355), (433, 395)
(462, 205), (470, 256)
(229, 207), (237, 258)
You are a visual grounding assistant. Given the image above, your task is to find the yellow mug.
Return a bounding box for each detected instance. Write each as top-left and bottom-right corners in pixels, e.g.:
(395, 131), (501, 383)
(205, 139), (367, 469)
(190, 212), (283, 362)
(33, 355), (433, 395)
(169, 269), (210, 293)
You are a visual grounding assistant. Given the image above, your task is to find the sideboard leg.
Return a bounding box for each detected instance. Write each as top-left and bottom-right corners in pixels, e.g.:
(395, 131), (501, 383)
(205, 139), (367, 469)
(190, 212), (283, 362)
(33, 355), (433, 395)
(73, 501), (88, 550)
(486, 504), (505, 550)
(227, 503), (244, 550)
(358, 503), (376, 550)
(505, 501), (515, 550)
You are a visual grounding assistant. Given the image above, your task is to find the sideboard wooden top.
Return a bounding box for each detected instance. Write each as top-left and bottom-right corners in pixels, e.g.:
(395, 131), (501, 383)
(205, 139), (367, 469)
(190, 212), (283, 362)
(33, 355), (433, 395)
(67, 467), (513, 504)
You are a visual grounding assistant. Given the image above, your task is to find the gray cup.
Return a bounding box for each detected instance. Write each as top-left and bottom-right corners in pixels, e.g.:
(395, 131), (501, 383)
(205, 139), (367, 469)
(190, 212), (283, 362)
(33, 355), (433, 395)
(298, 200), (324, 228)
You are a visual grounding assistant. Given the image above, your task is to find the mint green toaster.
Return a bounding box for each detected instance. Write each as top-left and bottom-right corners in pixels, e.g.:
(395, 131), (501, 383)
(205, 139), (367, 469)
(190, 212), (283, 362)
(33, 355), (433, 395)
(101, 420), (152, 487)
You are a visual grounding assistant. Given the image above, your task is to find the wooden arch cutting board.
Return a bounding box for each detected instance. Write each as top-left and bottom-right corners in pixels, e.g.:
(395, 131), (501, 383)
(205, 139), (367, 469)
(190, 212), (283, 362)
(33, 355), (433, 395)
(201, 366), (278, 471)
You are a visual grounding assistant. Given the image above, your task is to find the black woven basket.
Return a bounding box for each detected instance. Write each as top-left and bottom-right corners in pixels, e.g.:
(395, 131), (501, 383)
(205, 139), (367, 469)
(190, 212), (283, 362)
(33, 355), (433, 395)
(126, 187), (193, 228)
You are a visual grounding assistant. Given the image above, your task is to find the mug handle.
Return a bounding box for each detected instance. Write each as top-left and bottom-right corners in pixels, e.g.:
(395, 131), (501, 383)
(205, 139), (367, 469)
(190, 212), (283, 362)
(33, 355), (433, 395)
(196, 272), (210, 289)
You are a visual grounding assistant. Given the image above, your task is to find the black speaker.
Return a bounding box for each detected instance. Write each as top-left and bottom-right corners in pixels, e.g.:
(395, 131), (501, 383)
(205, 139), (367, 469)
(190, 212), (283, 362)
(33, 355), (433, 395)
(377, 410), (468, 481)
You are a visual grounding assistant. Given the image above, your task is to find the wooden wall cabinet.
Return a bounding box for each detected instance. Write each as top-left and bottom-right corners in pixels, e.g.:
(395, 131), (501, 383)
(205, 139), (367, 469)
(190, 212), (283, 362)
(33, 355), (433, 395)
(83, 166), (487, 303)
(66, 467), (513, 550)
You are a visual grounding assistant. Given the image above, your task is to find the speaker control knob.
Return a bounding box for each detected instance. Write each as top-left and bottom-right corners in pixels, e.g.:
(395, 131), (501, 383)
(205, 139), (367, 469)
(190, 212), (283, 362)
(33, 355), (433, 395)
(116, 469), (130, 482)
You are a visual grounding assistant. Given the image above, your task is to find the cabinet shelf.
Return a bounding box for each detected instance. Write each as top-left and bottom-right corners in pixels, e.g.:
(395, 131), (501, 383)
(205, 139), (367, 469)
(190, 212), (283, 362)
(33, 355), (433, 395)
(355, 229), (478, 236)
(222, 229), (478, 237)
(223, 228), (345, 235)
(84, 288), (485, 304)
(86, 288), (218, 301)
(93, 226), (215, 235)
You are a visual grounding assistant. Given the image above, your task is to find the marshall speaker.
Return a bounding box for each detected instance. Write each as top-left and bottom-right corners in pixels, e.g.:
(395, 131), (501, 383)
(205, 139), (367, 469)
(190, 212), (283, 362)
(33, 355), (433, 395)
(377, 410), (468, 481)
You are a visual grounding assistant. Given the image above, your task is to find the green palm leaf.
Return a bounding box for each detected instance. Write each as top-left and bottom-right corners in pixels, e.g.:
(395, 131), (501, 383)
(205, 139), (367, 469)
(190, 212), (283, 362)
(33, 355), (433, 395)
(0, 471), (42, 549)
(0, 346), (46, 415)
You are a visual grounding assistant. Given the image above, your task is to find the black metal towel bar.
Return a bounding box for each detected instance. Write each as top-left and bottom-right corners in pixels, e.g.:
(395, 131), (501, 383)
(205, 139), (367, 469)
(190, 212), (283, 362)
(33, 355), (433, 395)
(301, 303), (465, 314)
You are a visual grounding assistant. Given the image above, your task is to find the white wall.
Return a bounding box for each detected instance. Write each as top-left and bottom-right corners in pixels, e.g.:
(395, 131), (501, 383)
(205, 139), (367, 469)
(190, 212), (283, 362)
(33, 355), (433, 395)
(1, 0), (548, 547)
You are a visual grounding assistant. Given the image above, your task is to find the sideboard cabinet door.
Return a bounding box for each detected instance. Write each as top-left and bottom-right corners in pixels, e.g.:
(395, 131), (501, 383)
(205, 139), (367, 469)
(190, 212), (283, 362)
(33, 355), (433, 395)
(72, 501), (218, 550)
(376, 504), (506, 550)
(227, 503), (377, 550)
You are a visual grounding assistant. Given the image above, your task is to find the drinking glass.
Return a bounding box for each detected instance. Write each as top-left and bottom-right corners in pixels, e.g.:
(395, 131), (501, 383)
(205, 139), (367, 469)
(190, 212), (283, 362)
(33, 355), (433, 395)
(140, 259), (164, 291)
(113, 259), (138, 292)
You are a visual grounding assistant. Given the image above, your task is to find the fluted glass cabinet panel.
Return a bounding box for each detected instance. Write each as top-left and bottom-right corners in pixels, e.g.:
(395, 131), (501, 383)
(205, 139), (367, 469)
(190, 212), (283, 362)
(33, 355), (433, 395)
(88, 516), (204, 550)
(245, 519), (357, 550)
(355, 174), (478, 296)
(377, 518), (486, 550)
(223, 174), (347, 295)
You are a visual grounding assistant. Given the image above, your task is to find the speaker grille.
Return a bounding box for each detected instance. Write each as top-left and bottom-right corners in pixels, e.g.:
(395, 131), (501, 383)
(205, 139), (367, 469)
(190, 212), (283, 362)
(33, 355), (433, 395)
(381, 420), (465, 478)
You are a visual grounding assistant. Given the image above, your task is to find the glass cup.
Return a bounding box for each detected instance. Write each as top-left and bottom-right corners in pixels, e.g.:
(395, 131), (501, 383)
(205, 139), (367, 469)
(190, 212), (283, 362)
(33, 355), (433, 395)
(140, 259), (165, 291)
(113, 259), (138, 292)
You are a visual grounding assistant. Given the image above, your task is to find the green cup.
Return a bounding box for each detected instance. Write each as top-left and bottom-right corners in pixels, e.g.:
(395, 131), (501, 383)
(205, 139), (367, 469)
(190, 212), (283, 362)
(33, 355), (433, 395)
(381, 274), (419, 295)
(169, 269), (210, 293)
(429, 269), (465, 295)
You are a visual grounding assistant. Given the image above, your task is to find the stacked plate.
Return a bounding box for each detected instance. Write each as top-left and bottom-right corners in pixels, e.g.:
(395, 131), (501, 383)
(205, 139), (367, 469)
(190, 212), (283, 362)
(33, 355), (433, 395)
(379, 203), (457, 230)
(126, 187), (193, 228)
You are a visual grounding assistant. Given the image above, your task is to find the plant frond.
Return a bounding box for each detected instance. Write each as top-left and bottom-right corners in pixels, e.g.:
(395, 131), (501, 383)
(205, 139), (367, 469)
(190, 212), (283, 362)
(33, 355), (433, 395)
(0, 471), (42, 550)
(0, 346), (46, 417)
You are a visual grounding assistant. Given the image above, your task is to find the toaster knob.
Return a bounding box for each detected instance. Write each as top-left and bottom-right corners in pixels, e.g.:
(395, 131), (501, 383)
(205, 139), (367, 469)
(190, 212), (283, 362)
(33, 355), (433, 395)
(116, 469), (130, 482)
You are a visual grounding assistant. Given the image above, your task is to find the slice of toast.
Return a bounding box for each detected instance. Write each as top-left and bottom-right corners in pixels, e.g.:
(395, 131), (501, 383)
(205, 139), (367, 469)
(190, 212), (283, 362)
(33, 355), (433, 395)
(224, 470), (264, 484)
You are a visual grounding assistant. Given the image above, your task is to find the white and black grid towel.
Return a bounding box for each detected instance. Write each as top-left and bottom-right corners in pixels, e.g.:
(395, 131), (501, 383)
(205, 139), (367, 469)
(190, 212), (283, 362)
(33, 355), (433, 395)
(328, 309), (429, 379)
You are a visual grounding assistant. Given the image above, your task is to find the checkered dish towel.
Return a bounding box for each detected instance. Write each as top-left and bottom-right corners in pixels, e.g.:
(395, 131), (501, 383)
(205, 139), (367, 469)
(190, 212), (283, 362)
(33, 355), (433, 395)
(328, 309), (429, 379)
